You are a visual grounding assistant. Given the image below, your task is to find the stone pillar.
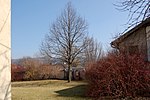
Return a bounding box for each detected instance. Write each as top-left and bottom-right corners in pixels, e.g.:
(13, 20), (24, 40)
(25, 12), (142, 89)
(0, 0), (11, 100)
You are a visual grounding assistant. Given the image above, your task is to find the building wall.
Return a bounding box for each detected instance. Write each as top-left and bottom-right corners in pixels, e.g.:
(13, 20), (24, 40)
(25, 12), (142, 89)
(146, 26), (150, 61)
(0, 0), (11, 100)
(118, 26), (147, 58)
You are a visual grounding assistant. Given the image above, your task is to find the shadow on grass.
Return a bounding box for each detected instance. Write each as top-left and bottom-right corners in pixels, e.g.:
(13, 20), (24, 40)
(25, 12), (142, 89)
(55, 85), (87, 97)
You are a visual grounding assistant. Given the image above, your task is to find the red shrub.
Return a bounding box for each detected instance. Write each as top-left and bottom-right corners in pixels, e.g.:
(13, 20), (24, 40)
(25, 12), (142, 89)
(85, 52), (150, 99)
(11, 64), (26, 81)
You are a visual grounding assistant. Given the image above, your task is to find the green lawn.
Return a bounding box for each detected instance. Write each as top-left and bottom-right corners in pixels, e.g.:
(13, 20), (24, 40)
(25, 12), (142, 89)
(12, 80), (91, 100)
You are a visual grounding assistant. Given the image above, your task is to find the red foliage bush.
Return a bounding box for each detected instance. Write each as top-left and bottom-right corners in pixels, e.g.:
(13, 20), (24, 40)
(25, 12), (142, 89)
(85, 51), (150, 99)
(11, 64), (26, 81)
(12, 63), (63, 81)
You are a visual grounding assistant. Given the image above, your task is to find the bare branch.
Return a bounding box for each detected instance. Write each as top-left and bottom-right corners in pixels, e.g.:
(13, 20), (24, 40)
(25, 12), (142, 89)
(115, 0), (150, 35)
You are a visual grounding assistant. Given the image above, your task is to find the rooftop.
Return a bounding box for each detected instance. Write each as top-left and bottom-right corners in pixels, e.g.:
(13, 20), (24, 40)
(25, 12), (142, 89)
(111, 17), (150, 48)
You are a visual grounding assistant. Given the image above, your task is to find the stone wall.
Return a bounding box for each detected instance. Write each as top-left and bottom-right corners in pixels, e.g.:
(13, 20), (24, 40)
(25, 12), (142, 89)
(146, 26), (150, 61)
(0, 0), (11, 100)
(118, 26), (147, 58)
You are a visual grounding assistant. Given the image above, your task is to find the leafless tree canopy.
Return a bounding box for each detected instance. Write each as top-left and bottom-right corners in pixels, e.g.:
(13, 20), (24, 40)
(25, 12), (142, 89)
(83, 37), (103, 64)
(115, 0), (150, 32)
(40, 2), (89, 82)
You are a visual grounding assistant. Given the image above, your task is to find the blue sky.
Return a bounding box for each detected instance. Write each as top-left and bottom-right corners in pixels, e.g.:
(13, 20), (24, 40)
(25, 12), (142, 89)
(12, 0), (128, 59)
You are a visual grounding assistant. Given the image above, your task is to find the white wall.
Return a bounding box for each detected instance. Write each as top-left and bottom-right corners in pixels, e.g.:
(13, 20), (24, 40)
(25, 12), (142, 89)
(0, 0), (11, 100)
(146, 26), (150, 61)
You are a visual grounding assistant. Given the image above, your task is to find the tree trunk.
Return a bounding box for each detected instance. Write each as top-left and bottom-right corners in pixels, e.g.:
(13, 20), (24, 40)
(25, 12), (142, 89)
(68, 64), (72, 83)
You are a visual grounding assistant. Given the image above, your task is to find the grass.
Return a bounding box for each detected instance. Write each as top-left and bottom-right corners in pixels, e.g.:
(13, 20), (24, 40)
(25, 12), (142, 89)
(12, 80), (91, 100)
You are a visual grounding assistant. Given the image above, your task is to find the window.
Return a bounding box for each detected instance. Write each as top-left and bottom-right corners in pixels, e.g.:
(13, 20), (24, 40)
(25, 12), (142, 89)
(128, 45), (139, 54)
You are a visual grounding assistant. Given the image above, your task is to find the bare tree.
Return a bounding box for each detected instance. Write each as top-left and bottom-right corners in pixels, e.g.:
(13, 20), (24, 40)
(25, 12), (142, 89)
(83, 37), (103, 65)
(18, 57), (42, 68)
(115, 0), (150, 33)
(40, 2), (89, 82)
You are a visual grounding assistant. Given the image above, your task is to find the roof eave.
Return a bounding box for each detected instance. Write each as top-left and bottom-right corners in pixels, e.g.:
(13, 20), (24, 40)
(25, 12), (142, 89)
(110, 17), (150, 48)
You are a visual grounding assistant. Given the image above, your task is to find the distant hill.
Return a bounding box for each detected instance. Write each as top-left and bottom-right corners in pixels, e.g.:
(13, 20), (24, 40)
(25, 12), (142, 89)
(11, 59), (20, 65)
(11, 57), (51, 65)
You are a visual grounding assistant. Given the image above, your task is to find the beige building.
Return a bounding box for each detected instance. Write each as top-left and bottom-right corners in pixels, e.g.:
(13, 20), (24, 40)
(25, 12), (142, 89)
(111, 17), (150, 61)
(0, 0), (11, 100)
